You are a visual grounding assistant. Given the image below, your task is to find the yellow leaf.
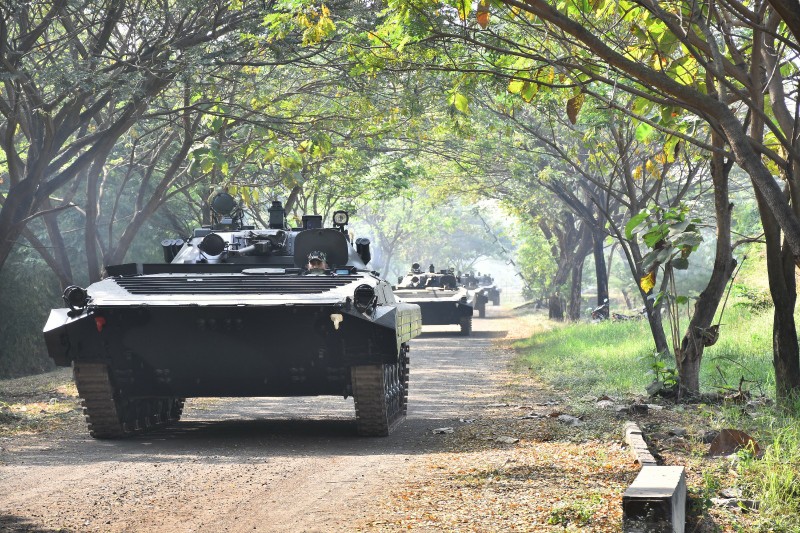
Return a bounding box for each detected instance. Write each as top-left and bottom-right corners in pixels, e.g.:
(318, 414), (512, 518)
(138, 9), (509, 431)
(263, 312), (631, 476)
(566, 92), (585, 124)
(640, 271), (656, 293)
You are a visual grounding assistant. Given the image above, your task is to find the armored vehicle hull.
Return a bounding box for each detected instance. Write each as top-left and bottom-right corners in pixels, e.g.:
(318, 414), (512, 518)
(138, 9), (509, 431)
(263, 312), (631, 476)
(44, 201), (421, 437)
(462, 273), (500, 316)
(473, 290), (489, 318)
(480, 286), (501, 306)
(393, 266), (474, 335)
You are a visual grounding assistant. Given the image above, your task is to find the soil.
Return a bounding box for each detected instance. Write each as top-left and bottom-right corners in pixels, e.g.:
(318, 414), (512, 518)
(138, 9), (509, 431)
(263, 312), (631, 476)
(0, 307), (668, 532)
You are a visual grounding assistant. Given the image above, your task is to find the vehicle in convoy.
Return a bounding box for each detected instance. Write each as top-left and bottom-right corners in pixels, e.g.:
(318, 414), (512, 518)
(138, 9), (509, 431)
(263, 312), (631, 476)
(392, 263), (474, 335)
(462, 272), (501, 317)
(43, 192), (422, 438)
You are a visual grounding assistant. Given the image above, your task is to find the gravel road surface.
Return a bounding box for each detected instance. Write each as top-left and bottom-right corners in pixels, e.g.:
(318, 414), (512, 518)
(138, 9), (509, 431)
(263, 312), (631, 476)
(1, 306), (520, 533)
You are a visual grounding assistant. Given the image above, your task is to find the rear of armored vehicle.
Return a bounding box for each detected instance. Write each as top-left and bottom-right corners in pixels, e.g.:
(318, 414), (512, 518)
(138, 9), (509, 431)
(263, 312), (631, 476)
(393, 269), (474, 335)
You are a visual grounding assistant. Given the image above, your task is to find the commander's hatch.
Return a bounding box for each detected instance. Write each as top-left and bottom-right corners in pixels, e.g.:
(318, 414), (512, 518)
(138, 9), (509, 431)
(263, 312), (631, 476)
(293, 228), (351, 269)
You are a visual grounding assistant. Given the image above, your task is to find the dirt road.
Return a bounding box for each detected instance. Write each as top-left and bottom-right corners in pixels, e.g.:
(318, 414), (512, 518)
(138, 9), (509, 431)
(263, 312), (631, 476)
(1, 306), (525, 533)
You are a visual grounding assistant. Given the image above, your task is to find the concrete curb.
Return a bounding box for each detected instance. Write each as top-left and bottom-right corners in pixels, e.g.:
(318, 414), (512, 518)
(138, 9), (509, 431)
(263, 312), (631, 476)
(622, 421), (686, 533)
(624, 421), (658, 466)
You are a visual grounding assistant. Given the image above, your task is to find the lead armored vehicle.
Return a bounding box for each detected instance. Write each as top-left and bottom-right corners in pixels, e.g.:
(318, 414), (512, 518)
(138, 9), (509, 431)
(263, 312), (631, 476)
(44, 193), (421, 437)
(393, 263), (474, 335)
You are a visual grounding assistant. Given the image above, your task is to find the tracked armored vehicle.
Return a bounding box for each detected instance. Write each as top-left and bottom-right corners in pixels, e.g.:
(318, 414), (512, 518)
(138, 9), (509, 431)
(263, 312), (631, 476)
(43, 194), (421, 438)
(462, 272), (501, 317)
(392, 263), (474, 335)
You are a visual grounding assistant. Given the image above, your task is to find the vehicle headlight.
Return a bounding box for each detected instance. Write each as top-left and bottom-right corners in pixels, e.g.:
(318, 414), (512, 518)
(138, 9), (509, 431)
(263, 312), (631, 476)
(354, 284), (376, 312)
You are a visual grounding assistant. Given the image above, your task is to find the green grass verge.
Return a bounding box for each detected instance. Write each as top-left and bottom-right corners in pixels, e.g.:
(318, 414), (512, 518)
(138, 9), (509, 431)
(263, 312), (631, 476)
(513, 305), (774, 399)
(738, 417), (800, 532)
(514, 304), (800, 531)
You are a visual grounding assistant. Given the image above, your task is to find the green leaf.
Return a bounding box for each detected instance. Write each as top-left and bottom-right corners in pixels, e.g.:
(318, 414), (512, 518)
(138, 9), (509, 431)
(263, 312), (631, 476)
(521, 82), (538, 102)
(451, 92), (469, 114)
(625, 211), (649, 239)
(632, 97), (653, 116)
(652, 291), (665, 307)
(642, 226), (668, 248)
(672, 258), (689, 270)
(635, 121), (656, 142)
(673, 232), (703, 249)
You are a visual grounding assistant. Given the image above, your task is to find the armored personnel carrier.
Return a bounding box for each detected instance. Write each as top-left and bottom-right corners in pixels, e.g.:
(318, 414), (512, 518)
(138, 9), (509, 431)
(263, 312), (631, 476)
(393, 263), (474, 335)
(43, 193), (421, 438)
(462, 272), (501, 317)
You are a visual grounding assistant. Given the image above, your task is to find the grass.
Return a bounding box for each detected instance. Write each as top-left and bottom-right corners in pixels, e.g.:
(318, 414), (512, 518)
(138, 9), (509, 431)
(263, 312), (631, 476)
(737, 413), (800, 532)
(0, 367), (80, 437)
(513, 305), (775, 399)
(512, 303), (800, 531)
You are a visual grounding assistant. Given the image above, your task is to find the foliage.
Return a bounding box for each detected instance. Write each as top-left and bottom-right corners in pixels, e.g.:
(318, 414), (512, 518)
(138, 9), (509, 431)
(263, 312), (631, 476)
(513, 222), (558, 299)
(626, 204), (704, 285)
(0, 252), (60, 377)
(355, 195), (510, 281)
(732, 284), (773, 313)
(641, 350), (679, 389)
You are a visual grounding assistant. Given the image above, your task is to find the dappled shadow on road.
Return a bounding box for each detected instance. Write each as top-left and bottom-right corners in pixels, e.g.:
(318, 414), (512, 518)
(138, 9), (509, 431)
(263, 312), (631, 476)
(416, 330), (508, 339)
(3, 413), (585, 469)
(0, 514), (72, 533)
(3, 414), (484, 467)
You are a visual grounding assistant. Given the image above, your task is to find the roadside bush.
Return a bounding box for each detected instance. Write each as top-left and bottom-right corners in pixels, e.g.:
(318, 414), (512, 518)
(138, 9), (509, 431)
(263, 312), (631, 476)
(732, 283), (773, 313)
(0, 256), (60, 377)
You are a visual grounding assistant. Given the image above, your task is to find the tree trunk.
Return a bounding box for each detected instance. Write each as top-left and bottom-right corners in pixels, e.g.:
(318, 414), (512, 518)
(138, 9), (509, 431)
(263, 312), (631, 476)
(592, 230), (609, 314)
(568, 259), (584, 320)
(549, 292), (564, 321)
(675, 166), (734, 397)
(754, 21), (800, 404)
(676, 136), (734, 398)
(772, 245), (800, 403)
(619, 238), (670, 354)
(757, 190), (800, 404)
(42, 206), (74, 288)
(641, 294), (670, 354)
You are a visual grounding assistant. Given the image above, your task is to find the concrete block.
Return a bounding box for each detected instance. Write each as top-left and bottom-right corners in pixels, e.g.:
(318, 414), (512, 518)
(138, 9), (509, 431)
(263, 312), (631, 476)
(623, 466), (686, 533)
(624, 421), (658, 466)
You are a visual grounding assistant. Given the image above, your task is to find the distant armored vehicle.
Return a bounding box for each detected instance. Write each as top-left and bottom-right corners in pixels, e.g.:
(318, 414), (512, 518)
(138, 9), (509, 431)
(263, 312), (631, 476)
(463, 272), (501, 317)
(393, 263), (474, 335)
(44, 193), (421, 438)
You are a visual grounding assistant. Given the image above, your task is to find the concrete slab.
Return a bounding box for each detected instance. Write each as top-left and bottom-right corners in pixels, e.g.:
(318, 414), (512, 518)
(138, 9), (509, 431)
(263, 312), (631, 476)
(623, 465), (686, 533)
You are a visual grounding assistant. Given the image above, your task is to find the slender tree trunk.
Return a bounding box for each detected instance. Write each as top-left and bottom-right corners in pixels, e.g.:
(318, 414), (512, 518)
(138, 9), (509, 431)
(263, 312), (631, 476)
(641, 293), (670, 354)
(676, 136), (734, 397)
(592, 230), (609, 314)
(753, 20), (800, 403)
(620, 238), (670, 354)
(773, 245), (800, 402)
(568, 258), (584, 320)
(41, 198), (74, 288)
(757, 189), (800, 403)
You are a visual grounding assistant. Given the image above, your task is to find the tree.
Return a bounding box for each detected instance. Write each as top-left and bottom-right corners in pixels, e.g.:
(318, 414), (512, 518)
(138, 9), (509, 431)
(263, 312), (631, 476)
(361, 0), (796, 398)
(0, 1), (259, 283)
